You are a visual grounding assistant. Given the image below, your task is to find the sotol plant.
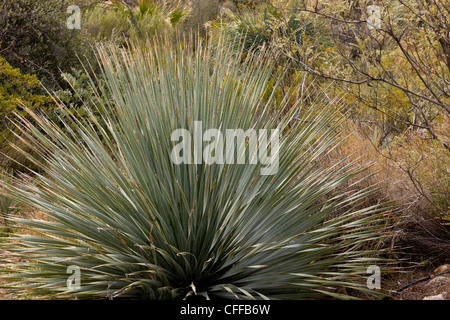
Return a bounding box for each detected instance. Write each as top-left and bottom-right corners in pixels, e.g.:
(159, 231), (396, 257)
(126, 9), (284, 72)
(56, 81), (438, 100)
(1, 37), (389, 299)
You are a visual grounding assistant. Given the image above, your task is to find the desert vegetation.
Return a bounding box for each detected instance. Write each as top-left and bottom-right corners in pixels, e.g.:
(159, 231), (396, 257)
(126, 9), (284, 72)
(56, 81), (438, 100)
(0, 0), (448, 300)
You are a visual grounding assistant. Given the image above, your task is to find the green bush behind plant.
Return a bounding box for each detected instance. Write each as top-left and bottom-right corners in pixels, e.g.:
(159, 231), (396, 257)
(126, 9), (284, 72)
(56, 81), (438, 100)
(83, 0), (190, 44)
(0, 54), (55, 169)
(0, 0), (91, 91)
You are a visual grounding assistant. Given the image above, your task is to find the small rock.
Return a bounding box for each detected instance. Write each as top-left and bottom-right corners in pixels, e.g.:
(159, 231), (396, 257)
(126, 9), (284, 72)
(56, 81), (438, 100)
(426, 275), (450, 289)
(423, 293), (445, 300)
(434, 264), (450, 274)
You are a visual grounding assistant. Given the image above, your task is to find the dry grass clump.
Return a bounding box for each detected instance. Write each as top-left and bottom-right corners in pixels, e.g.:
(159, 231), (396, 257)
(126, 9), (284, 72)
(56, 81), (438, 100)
(325, 118), (450, 264)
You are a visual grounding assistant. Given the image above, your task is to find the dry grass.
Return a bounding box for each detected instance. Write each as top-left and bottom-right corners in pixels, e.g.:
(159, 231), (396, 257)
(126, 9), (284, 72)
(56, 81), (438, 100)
(326, 118), (450, 265)
(315, 119), (450, 299)
(0, 208), (57, 300)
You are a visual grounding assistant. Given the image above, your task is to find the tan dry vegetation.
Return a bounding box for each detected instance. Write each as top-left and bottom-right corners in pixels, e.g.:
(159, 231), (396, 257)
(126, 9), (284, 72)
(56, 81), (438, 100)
(0, 208), (58, 300)
(327, 119), (450, 264)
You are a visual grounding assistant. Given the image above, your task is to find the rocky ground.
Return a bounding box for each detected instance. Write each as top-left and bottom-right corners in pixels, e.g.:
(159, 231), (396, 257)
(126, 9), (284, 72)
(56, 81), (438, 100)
(391, 264), (450, 300)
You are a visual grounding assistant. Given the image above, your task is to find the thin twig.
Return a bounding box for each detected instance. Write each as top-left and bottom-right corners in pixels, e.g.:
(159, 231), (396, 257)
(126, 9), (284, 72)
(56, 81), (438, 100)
(391, 270), (450, 293)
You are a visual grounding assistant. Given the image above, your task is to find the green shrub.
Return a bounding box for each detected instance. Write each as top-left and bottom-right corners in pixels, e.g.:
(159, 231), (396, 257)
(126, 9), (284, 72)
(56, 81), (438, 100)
(1, 38), (390, 299)
(83, 0), (190, 44)
(214, 2), (334, 112)
(0, 55), (54, 169)
(0, 55), (53, 118)
(0, 0), (91, 91)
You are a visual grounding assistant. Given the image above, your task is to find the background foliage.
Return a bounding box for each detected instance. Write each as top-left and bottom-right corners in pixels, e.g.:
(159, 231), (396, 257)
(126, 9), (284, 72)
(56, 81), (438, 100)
(0, 0), (448, 300)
